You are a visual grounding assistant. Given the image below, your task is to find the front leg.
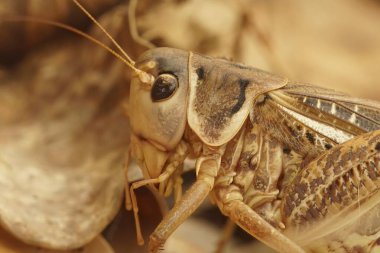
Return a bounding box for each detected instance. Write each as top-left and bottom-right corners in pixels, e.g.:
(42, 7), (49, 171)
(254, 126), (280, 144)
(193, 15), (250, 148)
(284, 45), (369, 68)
(148, 154), (221, 253)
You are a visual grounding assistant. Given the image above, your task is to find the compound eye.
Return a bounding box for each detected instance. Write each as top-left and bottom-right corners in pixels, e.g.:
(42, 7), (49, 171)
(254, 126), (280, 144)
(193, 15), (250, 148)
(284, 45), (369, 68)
(151, 73), (178, 102)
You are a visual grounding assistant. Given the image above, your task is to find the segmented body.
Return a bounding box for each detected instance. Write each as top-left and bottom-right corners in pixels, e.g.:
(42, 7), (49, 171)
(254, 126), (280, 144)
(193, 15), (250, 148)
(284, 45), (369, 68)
(208, 85), (380, 252)
(128, 48), (380, 253)
(164, 85), (380, 252)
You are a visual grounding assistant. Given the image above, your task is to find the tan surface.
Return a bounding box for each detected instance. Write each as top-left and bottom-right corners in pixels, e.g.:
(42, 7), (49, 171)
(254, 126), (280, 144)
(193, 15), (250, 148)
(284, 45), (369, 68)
(0, 0), (379, 252)
(0, 227), (114, 253)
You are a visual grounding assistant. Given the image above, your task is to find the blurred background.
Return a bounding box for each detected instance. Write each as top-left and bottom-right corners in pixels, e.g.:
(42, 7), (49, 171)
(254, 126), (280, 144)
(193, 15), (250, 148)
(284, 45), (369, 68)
(0, 0), (380, 252)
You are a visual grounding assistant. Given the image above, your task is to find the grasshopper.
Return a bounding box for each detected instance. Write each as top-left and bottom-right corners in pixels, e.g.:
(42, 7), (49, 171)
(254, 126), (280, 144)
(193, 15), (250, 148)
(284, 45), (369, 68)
(126, 47), (380, 253)
(22, 1), (380, 252)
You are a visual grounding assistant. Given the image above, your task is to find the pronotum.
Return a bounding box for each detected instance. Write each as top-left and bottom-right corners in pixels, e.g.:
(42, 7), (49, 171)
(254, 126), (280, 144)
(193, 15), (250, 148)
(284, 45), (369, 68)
(10, 1), (380, 253)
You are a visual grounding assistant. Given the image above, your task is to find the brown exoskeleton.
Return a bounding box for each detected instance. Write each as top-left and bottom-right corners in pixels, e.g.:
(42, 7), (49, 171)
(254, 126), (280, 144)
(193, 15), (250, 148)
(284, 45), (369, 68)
(126, 47), (380, 253)
(65, 1), (380, 252)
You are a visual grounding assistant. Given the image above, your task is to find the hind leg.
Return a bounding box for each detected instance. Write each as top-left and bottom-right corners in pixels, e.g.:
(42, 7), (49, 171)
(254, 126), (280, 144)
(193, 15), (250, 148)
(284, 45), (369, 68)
(216, 188), (305, 253)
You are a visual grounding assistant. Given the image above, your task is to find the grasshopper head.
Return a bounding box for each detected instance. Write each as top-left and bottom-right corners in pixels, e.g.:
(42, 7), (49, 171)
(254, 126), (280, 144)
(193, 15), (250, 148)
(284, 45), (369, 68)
(128, 47), (189, 178)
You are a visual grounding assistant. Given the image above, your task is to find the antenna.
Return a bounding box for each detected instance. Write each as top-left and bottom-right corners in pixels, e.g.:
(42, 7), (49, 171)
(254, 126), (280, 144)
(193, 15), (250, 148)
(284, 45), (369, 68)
(72, 0), (135, 64)
(71, 0), (154, 84)
(1, 16), (137, 71)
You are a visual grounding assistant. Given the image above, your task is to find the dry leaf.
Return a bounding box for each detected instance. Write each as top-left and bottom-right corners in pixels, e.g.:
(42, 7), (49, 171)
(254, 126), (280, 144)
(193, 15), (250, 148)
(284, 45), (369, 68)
(0, 227), (114, 253)
(0, 4), (141, 249)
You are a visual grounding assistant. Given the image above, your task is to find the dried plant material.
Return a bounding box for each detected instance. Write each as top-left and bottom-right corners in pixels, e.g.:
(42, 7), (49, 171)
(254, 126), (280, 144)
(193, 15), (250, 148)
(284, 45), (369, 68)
(137, 0), (241, 56)
(137, 0), (380, 100)
(258, 0), (380, 100)
(0, 227), (114, 253)
(0, 5), (144, 249)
